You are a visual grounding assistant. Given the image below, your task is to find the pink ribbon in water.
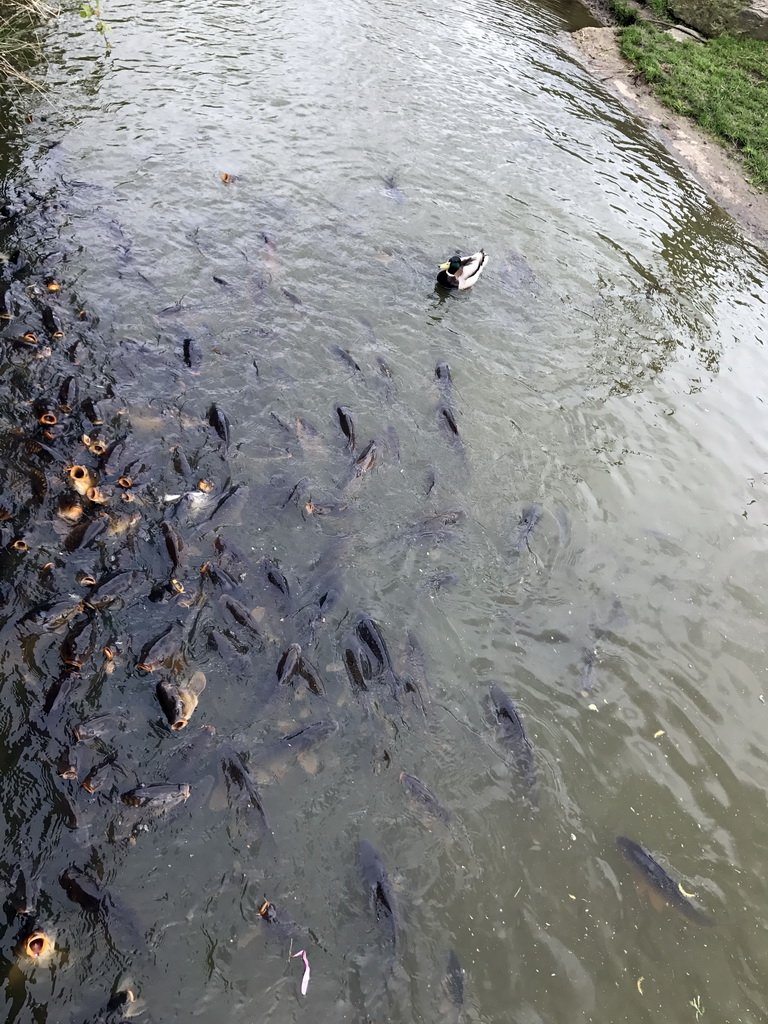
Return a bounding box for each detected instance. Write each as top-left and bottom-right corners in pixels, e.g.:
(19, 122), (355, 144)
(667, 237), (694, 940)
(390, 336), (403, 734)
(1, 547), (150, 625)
(292, 949), (310, 996)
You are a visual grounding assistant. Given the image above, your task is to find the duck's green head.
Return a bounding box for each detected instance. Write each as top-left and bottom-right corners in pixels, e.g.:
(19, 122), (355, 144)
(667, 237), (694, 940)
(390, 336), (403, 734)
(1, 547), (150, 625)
(439, 255), (463, 274)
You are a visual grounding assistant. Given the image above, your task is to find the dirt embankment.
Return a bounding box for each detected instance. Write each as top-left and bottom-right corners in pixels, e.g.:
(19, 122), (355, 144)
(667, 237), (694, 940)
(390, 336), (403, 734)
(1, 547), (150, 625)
(568, 8), (768, 252)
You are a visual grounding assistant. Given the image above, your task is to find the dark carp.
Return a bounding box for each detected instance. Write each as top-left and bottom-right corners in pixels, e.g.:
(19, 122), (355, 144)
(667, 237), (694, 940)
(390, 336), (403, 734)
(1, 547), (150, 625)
(616, 836), (715, 926)
(103, 981), (146, 1021)
(60, 867), (107, 914)
(513, 503), (544, 554)
(276, 643), (301, 685)
(164, 724), (217, 781)
(257, 720), (339, 775)
(58, 374), (79, 411)
(60, 614), (96, 669)
(257, 896), (303, 942)
(65, 514), (110, 552)
(381, 173), (406, 204)
(60, 868), (146, 952)
(198, 484), (249, 534)
(82, 757), (116, 794)
(354, 614), (398, 691)
(435, 360), (452, 385)
(161, 521), (184, 569)
(7, 866), (39, 916)
(43, 672), (80, 718)
(399, 772), (450, 823)
(330, 344), (362, 373)
(56, 745), (82, 780)
(399, 508), (466, 547)
(343, 638), (371, 692)
(438, 403), (460, 438)
(352, 439), (377, 477)
(121, 783), (191, 808)
(276, 643), (324, 694)
(489, 684), (537, 801)
(396, 630), (432, 715)
(335, 405), (356, 451)
(577, 647), (597, 696)
(22, 599), (83, 631)
(137, 625), (181, 672)
(445, 949), (464, 1011)
(296, 417), (323, 451)
(84, 570), (143, 610)
(358, 839), (398, 952)
(219, 595), (265, 650)
(208, 403), (231, 449)
(73, 713), (126, 742)
(0, 286), (14, 319)
(41, 304), (64, 337)
(376, 355), (394, 381)
(219, 746), (271, 834)
(157, 670), (207, 730)
(183, 337), (202, 372)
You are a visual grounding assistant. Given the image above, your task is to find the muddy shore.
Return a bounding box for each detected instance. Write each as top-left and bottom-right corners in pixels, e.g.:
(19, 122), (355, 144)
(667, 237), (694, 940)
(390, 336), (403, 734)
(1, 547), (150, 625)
(567, 3), (768, 252)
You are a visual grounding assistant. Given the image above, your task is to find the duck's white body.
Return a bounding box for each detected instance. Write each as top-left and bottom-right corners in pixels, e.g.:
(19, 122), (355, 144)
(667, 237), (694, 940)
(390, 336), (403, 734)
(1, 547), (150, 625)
(437, 250), (488, 290)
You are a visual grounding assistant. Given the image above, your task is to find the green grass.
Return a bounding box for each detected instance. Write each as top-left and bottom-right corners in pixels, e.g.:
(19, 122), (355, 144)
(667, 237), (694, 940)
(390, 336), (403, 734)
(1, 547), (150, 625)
(609, 0), (639, 27)
(645, 0), (671, 19)
(618, 22), (768, 188)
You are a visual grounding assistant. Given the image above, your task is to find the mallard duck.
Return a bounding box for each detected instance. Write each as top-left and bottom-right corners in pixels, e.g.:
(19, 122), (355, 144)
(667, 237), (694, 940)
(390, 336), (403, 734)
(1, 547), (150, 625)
(437, 250), (488, 290)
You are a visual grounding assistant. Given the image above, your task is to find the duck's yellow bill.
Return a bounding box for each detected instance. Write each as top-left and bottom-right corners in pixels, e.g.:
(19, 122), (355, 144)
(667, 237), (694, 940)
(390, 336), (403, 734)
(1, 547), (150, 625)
(439, 262), (451, 270)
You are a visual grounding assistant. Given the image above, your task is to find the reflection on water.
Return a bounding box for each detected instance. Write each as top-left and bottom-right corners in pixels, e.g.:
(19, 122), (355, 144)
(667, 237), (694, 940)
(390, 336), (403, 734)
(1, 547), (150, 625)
(2, 0), (768, 1021)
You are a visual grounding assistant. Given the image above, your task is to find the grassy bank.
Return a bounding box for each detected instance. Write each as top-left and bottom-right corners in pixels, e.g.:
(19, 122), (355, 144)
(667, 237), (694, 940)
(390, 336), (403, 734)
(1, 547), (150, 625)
(0, 0), (53, 83)
(609, 10), (768, 188)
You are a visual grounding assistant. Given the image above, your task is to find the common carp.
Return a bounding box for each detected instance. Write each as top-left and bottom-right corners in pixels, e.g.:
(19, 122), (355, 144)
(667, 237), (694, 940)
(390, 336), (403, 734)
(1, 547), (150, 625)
(489, 684), (537, 801)
(183, 337), (202, 372)
(60, 868), (146, 952)
(438, 403), (460, 438)
(7, 866), (38, 916)
(160, 521), (184, 569)
(219, 595), (265, 650)
(256, 720), (339, 776)
(73, 713), (126, 742)
(335, 405), (355, 451)
(330, 345), (362, 373)
(82, 757), (115, 794)
(17, 926), (55, 962)
(43, 672), (80, 718)
(352, 439), (377, 477)
(164, 724), (217, 782)
(207, 404), (231, 449)
(616, 836), (715, 926)
(445, 949), (465, 1014)
(276, 643), (324, 694)
(358, 839), (398, 952)
(60, 614), (96, 669)
(137, 625), (181, 672)
(84, 569), (143, 610)
(257, 896), (303, 943)
(219, 746), (271, 834)
(512, 503), (543, 554)
(381, 173), (406, 204)
(399, 772), (450, 824)
(343, 638), (371, 692)
(157, 670), (207, 730)
(121, 783), (190, 809)
(198, 484), (249, 534)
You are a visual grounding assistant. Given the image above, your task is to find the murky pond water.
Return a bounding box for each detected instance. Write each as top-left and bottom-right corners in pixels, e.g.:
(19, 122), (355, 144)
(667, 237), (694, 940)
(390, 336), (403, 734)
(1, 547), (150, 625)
(2, 0), (768, 1020)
